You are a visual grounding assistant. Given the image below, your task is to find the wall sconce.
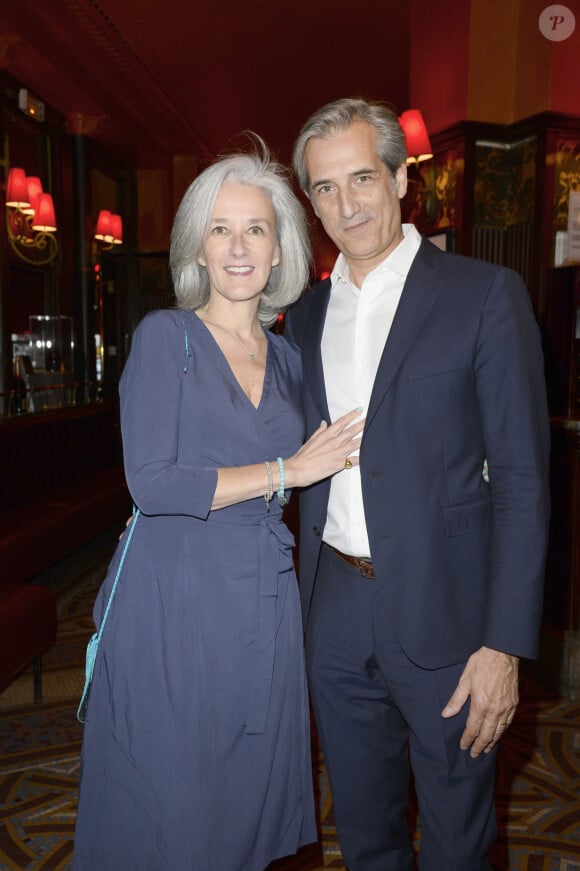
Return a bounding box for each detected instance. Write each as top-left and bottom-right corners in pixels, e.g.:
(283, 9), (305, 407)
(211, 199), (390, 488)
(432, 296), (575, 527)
(5, 167), (58, 265)
(94, 209), (123, 250)
(398, 110), (433, 164)
(92, 209), (123, 392)
(397, 111), (436, 227)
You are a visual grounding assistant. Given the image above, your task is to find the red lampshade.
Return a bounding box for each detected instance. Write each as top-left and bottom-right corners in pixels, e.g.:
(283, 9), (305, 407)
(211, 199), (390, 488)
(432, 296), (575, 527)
(23, 176), (43, 215)
(110, 213), (123, 244)
(95, 209), (113, 241)
(31, 193), (57, 232)
(398, 110), (433, 164)
(6, 167), (31, 208)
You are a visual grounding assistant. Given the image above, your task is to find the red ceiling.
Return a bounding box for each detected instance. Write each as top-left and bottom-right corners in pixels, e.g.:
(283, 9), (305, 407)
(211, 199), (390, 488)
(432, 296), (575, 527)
(0, 0), (410, 169)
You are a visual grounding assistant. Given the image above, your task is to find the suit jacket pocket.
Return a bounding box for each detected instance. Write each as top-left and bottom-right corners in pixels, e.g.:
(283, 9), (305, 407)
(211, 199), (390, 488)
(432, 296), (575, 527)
(408, 350), (472, 380)
(442, 495), (491, 537)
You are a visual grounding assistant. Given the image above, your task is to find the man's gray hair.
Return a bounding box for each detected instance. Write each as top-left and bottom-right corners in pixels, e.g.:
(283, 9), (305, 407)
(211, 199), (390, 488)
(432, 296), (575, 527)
(292, 97), (407, 194)
(170, 141), (311, 327)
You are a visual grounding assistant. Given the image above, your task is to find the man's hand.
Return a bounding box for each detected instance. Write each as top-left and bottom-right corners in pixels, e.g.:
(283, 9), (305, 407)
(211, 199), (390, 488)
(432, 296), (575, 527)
(441, 646), (519, 758)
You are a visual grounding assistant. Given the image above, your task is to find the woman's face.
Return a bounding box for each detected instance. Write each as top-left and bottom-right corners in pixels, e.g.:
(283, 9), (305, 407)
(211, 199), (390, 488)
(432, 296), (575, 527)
(198, 182), (280, 307)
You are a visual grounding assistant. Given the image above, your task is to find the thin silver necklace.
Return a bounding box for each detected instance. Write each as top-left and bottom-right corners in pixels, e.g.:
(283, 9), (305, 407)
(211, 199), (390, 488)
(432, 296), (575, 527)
(231, 331), (260, 362)
(201, 306), (261, 361)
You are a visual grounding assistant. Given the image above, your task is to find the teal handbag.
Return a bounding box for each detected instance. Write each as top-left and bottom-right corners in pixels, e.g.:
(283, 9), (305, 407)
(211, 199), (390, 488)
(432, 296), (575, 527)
(77, 509), (140, 723)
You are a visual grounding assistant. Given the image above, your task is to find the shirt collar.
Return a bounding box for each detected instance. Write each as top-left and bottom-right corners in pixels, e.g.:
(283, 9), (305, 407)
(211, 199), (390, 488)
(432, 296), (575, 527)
(331, 224), (422, 287)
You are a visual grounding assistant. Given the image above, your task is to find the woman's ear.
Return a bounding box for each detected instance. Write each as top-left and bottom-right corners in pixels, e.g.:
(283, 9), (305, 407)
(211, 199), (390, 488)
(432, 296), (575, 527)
(272, 245), (281, 268)
(197, 253), (207, 267)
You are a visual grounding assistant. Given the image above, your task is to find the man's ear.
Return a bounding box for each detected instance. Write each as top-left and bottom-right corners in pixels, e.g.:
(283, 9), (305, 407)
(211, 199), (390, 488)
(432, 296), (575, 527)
(395, 163), (408, 200)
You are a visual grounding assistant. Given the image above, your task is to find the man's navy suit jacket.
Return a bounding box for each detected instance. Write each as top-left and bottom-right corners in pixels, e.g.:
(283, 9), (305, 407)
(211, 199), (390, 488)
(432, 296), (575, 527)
(285, 238), (551, 669)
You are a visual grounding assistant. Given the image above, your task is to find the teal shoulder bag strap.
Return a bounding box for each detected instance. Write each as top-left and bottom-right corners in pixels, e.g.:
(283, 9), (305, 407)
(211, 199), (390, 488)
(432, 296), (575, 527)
(77, 508), (140, 723)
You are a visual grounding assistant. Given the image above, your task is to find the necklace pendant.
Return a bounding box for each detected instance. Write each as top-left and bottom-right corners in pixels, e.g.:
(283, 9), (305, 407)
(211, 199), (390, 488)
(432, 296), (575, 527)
(248, 353), (255, 361)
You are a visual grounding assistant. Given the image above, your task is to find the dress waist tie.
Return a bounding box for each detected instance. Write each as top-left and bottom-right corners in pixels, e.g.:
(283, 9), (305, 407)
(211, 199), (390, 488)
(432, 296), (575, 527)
(244, 517), (295, 735)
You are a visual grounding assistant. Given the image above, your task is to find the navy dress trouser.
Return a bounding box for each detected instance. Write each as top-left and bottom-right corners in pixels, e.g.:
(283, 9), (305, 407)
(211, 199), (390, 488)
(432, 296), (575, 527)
(305, 545), (497, 871)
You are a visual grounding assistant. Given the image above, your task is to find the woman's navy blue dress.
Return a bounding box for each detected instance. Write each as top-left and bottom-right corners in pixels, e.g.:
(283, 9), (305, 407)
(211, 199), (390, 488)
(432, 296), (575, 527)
(73, 309), (316, 870)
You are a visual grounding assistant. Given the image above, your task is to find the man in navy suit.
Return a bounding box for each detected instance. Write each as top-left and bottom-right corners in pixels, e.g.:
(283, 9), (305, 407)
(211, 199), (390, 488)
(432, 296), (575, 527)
(285, 98), (550, 870)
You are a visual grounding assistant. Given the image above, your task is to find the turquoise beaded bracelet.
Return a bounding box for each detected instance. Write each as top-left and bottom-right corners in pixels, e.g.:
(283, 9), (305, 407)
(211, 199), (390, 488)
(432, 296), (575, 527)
(276, 457), (287, 507)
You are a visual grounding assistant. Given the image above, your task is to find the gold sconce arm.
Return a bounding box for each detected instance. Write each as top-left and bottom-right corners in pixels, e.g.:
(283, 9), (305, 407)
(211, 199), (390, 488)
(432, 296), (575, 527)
(6, 205), (58, 265)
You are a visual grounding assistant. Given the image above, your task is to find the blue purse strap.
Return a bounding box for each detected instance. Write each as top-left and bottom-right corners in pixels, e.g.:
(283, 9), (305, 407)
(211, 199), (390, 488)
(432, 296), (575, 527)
(76, 508), (140, 723)
(96, 507), (140, 642)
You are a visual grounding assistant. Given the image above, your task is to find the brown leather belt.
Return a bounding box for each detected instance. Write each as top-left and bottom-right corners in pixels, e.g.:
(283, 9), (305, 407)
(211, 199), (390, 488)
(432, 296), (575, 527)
(324, 543), (375, 579)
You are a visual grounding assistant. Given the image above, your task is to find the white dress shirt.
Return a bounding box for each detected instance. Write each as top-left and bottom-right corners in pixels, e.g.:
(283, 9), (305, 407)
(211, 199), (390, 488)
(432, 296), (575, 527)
(321, 224), (422, 557)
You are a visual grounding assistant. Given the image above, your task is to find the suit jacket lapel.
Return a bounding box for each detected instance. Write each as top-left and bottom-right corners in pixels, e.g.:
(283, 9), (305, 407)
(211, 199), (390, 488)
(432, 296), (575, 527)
(366, 239), (444, 430)
(302, 280), (331, 425)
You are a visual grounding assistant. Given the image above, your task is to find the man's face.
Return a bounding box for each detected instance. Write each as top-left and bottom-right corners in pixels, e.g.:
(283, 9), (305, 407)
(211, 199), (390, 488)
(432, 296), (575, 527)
(304, 120), (407, 286)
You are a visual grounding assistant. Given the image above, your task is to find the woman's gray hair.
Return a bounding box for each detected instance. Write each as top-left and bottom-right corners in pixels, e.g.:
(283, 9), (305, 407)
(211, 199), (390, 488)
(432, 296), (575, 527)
(170, 141), (311, 327)
(293, 97), (407, 194)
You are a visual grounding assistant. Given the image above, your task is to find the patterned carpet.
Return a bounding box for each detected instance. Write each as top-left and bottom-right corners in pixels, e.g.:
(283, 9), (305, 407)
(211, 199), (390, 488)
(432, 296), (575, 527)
(0, 532), (578, 870)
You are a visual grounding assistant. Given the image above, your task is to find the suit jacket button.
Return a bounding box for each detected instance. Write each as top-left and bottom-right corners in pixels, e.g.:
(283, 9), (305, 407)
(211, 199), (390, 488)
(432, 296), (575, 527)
(313, 526), (321, 537)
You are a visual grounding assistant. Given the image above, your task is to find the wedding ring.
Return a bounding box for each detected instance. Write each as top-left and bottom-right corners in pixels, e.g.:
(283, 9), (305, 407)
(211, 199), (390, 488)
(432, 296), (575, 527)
(344, 458), (353, 470)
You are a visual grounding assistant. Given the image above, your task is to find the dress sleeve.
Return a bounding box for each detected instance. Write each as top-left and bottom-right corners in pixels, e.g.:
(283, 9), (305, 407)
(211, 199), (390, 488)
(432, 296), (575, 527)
(119, 310), (218, 517)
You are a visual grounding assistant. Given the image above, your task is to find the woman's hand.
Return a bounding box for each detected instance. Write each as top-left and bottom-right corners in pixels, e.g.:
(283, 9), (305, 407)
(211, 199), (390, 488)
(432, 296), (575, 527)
(285, 408), (365, 489)
(124, 409), (365, 514)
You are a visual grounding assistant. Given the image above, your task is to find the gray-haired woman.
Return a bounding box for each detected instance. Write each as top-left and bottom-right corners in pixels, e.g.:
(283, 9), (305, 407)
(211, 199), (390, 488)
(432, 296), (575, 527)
(72, 144), (363, 871)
